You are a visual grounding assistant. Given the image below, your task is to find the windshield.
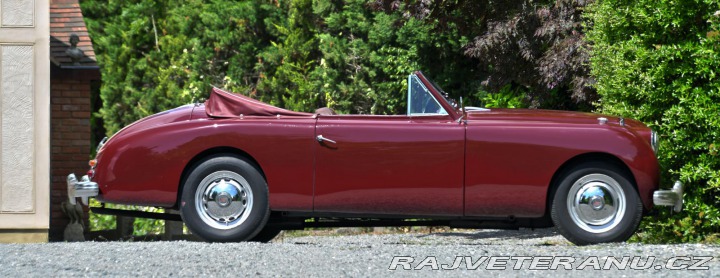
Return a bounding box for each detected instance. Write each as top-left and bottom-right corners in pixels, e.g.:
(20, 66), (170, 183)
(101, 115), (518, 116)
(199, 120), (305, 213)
(407, 74), (448, 115)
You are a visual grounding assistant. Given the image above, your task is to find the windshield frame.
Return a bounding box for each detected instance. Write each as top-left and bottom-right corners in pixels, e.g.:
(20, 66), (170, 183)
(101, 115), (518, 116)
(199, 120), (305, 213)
(426, 77), (458, 110)
(409, 71), (460, 121)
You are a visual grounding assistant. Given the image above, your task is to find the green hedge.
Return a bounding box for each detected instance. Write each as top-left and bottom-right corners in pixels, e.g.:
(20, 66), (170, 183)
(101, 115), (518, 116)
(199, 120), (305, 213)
(82, 0), (476, 134)
(587, 0), (720, 243)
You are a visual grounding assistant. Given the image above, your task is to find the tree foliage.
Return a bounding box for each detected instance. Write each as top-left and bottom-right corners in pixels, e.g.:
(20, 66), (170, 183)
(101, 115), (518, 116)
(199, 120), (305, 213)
(587, 0), (720, 242)
(374, 0), (595, 110)
(83, 0), (471, 133)
(83, 0), (597, 134)
(82, 0), (280, 134)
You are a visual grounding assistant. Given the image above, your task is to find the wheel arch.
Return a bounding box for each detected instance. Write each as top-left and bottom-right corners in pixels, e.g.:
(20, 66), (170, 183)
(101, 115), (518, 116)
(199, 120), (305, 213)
(544, 152), (638, 219)
(175, 146), (266, 208)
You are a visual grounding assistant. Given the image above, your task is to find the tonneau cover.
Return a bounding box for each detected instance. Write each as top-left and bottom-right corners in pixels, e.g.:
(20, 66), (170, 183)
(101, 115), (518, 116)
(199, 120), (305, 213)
(205, 87), (312, 118)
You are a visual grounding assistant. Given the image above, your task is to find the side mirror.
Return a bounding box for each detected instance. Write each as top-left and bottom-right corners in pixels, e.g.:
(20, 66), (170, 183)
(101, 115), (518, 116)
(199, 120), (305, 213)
(457, 96), (466, 124)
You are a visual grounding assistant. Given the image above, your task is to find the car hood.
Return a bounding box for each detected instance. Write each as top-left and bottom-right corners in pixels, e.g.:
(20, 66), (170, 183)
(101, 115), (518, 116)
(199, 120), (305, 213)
(465, 108), (642, 127)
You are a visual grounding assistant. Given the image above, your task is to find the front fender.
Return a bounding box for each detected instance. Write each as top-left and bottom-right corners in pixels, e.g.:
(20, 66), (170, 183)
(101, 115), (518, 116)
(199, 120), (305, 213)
(464, 122), (658, 217)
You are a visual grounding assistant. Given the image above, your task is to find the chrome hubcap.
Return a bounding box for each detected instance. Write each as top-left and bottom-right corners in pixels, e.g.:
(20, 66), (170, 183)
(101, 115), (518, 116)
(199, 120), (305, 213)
(195, 171), (253, 230)
(567, 174), (626, 233)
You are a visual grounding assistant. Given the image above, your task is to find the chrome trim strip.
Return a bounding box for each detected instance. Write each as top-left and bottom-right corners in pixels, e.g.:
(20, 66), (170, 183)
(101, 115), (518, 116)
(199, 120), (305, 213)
(97, 136), (108, 153)
(650, 130), (659, 154)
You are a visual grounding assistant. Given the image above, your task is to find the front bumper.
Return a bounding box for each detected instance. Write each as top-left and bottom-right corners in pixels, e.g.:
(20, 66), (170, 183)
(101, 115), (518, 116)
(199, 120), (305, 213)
(653, 181), (683, 212)
(67, 173), (99, 206)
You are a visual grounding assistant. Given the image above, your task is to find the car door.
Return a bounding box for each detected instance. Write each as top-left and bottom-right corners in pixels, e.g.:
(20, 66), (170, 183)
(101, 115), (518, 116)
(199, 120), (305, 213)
(313, 115), (464, 216)
(313, 74), (465, 216)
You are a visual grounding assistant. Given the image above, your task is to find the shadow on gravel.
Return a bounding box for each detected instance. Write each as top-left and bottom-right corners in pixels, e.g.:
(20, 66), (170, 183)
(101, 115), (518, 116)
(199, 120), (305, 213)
(423, 228), (562, 241)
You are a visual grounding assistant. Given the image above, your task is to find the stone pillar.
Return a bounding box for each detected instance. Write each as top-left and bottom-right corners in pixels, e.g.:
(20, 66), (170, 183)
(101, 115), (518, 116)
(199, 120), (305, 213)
(0, 0), (51, 243)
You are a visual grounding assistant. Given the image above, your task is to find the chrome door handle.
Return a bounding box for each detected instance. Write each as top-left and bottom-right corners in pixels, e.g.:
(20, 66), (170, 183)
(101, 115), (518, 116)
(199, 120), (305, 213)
(316, 135), (336, 144)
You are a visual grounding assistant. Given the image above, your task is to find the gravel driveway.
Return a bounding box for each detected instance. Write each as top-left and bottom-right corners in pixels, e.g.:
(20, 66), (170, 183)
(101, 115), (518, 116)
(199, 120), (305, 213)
(1, 228), (717, 277)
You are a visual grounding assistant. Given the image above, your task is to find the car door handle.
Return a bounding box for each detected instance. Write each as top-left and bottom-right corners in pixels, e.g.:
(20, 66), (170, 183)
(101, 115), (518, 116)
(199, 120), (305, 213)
(316, 135), (337, 144)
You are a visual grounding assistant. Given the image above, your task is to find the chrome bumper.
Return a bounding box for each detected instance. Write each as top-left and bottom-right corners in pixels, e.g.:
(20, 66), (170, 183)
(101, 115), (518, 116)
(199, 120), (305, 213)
(653, 181), (683, 212)
(67, 173), (98, 206)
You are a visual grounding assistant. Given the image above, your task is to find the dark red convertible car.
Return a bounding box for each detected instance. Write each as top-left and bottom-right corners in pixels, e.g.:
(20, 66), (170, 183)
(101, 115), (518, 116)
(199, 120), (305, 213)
(68, 72), (683, 245)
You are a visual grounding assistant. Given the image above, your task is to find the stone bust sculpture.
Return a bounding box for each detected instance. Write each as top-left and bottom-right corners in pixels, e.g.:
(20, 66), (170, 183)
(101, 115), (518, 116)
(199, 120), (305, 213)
(65, 33), (84, 65)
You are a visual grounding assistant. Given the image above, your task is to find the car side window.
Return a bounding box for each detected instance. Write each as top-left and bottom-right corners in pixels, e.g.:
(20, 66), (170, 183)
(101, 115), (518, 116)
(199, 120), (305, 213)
(407, 74), (447, 116)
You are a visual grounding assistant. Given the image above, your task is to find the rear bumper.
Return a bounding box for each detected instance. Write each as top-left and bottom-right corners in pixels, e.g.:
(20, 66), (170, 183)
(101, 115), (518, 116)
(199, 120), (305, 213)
(67, 173), (99, 206)
(653, 181), (683, 212)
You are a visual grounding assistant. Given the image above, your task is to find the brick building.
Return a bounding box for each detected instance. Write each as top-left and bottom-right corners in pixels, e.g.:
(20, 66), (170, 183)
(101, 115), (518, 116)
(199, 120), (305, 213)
(48, 0), (100, 241)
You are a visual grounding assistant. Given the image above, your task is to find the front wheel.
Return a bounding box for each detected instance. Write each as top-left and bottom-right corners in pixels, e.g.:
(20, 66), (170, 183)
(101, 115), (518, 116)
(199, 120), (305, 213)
(550, 162), (643, 245)
(180, 155), (270, 242)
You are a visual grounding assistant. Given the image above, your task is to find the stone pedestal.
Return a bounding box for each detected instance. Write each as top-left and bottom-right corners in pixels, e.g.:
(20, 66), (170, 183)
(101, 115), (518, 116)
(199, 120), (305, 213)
(61, 201), (84, 242)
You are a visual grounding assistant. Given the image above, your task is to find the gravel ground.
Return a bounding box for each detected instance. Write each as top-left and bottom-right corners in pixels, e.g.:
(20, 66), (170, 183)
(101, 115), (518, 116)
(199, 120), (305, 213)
(1, 228), (718, 277)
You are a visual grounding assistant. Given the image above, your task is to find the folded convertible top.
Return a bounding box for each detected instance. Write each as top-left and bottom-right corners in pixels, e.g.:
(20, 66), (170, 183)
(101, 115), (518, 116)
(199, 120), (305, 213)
(205, 87), (313, 118)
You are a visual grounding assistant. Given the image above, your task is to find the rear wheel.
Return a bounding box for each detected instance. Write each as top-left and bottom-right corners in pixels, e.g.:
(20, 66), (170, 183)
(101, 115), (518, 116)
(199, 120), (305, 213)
(550, 161), (643, 245)
(180, 155), (270, 242)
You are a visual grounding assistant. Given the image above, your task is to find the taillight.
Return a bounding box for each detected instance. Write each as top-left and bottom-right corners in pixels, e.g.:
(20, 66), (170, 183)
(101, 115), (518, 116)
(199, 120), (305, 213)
(88, 159), (97, 179)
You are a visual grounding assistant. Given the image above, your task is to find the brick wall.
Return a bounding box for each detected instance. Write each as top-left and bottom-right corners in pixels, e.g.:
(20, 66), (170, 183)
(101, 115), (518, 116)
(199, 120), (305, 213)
(49, 68), (98, 241)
